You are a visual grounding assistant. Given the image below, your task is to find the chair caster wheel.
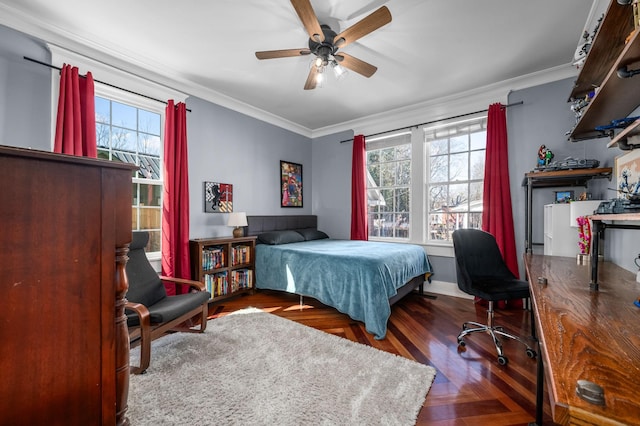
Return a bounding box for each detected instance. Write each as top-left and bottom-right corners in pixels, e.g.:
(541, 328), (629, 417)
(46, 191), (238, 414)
(526, 348), (537, 359)
(497, 355), (508, 365)
(457, 339), (466, 347)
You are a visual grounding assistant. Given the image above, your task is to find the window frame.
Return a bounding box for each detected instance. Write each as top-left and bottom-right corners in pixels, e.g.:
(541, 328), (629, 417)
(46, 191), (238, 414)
(423, 115), (487, 244)
(95, 84), (166, 259)
(365, 131), (412, 241)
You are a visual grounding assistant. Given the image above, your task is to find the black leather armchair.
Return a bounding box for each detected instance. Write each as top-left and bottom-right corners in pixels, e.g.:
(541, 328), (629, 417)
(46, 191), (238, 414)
(125, 231), (211, 374)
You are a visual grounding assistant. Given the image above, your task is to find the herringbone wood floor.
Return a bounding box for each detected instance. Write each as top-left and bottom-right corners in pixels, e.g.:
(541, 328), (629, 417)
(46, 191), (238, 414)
(208, 289), (555, 425)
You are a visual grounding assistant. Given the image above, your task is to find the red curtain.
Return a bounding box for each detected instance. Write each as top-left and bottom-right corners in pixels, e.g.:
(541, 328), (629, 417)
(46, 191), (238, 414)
(161, 100), (191, 295)
(482, 103), (521, 308)
(350, 134), (368, 240)
(54, 64), (97, 157)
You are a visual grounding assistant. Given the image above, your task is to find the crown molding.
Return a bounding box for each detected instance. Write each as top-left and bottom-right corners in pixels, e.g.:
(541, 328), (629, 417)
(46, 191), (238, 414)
(311, 63), (578, 139)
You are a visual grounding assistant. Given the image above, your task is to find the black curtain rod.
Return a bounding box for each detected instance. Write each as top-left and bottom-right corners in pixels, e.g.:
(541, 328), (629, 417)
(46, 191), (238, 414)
(24, 56), (192, 112)
(339, 101), (524, 143)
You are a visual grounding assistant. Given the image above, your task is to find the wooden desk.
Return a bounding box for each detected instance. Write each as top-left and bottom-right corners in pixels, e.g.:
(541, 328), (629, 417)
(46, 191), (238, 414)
(525, 254), (640, 426)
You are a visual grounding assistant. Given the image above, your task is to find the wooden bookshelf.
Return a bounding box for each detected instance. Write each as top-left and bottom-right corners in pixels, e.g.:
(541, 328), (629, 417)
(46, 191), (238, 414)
(190, 236), (257, 302)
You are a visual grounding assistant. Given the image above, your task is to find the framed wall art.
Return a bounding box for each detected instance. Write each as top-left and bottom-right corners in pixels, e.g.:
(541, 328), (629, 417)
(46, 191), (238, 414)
(280, 160), (303, 208)
(615, 149), (640, 199)
(204, 182), (233, 212)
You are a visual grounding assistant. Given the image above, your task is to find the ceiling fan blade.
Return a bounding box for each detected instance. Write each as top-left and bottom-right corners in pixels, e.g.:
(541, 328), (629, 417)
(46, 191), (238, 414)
(334, 6), (391, 49)
(291, 0), (324, 42)
(304, 66), (319, 90)
(334, 53), (377, 78)
(255, 49), (311, 60)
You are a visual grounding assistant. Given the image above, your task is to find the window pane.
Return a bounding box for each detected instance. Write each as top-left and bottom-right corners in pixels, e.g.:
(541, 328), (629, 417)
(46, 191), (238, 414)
(430, 155), (448, 182)
(395, 187), (410, 212)
(139, 183), (162, 206)
(95, 96), (110, 124)
(139, 133), (161, 156)
(469, 212), (483, 229)
(429, 185), (447, 210)
(380, 189), (393, 212)
(380, 163), (395, 187)
(425, 116), (486, 242)
(97, 124), (110, 149)
(139, 207), (161, 229)
(138, 109), (161, 135)
(111, 127), (136, 152)
(367, 151), (380, 164)
(430, 139), (448, 155)
(112, 101), (137, 130)
(395, 213), (409, 238)
(396, 145), (411, 160)
(449, 152), (468, 181)
(147, 230), (161, 252)
(396, 160), (410, 185)
(131, 208), (138, 230)
(381, 147), (394, 162)
(470, 182), (483, 207)
(470, 131), (486, 150)
(450, 135), (468, 153)
(450, 183), (468, 211)
(470, 150), (485, 180)
(368, 164), (380, 187)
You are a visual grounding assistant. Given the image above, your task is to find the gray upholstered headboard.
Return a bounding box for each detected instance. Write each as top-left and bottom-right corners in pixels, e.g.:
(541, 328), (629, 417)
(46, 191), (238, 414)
(246, 215), (317, 236)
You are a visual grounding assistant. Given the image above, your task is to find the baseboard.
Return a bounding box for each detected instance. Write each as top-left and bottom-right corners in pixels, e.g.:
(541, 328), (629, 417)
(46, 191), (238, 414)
(420, 280), (474, 300)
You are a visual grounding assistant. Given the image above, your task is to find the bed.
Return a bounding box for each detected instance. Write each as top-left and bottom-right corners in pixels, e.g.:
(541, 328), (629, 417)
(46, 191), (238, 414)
(246, 215), (432, 339)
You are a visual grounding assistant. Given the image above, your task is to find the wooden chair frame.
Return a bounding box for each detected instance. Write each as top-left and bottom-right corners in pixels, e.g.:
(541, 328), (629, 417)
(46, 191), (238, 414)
(126, 276), (208, 374)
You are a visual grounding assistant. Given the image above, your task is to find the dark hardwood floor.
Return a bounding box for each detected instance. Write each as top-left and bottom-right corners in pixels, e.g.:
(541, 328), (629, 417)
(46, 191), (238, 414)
(208, 289), (555, 425)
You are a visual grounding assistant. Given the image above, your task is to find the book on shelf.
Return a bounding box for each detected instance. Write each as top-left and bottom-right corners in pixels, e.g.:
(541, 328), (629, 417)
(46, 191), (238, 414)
(231, 244), (251, 266)
(204, 271), (229, 297)
(230, 268), (253, 291)
(202, 246), (225, 270)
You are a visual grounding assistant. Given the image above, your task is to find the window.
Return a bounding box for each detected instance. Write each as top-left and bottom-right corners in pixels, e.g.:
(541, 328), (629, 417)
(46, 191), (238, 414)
(366, 132), (411, 239)
(424, 116), (487, 242)
(95, 96), (163, 253)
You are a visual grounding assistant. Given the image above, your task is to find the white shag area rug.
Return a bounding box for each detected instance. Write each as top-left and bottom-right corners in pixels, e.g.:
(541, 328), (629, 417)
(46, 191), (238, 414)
(127, 308), (436, 425)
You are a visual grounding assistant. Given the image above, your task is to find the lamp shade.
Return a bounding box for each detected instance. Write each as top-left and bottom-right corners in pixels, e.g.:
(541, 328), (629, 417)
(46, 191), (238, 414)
(227, 212), (248, 228)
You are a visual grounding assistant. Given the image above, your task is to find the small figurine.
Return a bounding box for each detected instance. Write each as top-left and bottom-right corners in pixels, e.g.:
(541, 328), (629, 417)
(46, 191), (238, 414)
(537, 145), (554, 167)
(537, 145), (547, 167)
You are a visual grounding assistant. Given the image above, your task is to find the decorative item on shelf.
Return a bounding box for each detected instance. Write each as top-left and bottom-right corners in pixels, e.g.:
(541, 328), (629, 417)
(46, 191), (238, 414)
(227, 212), (247, 238)
(576, 215), (592, 264)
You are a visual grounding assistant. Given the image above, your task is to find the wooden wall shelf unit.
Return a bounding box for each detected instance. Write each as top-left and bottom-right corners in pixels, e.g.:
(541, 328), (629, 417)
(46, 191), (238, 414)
(0, 145), (134, 425)
(525, 254), (640, 425)
(569, 0), (640, 142)
(523, 168), (612, 253)
(190, 236), (257, 302)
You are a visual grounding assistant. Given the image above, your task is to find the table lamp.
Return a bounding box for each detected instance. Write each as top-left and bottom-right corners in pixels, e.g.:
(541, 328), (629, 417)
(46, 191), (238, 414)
(227, 212), (247, 238)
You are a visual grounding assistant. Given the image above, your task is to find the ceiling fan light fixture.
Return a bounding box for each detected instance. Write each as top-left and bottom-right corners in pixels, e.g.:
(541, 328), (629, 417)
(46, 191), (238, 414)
(331, 61), (347, 80)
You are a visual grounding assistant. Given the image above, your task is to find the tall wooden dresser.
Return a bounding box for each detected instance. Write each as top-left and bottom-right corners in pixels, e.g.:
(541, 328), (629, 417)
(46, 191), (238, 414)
(0, 146), (135, 425)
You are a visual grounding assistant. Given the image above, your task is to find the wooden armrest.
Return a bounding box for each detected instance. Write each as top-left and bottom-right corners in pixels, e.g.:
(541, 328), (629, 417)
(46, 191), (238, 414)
(159, 275), (206, 291)
(125, 302), (151, 328)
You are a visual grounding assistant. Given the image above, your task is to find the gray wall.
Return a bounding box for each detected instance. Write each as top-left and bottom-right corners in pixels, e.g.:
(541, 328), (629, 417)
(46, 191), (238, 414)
(311, 130), (353, 239)
(507, 78), (625, 274)
(186, 96), (312, 240)
(0, 25), (51, 150)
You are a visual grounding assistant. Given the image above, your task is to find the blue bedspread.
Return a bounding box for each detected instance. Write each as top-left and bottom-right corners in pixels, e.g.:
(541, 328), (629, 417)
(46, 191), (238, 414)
(255, 239), (431, 339)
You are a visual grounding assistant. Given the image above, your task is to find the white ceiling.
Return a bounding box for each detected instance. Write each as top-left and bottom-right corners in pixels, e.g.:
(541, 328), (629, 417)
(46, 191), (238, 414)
(0, 0), (604, 136)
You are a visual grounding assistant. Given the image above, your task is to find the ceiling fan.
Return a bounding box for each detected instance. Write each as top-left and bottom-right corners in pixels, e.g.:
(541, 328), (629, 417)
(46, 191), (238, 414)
(255, 0), (392, 90)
